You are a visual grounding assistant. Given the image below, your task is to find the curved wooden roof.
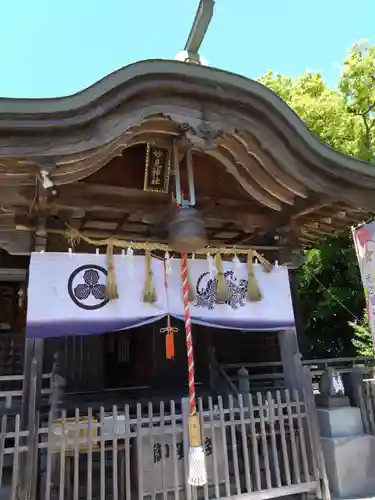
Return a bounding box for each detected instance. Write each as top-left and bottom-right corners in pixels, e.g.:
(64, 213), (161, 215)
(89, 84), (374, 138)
(0, 59), (373, 256)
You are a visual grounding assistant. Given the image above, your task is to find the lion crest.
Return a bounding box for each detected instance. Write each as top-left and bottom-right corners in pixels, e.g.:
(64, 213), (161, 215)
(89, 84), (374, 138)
(194, 270), (247, 310)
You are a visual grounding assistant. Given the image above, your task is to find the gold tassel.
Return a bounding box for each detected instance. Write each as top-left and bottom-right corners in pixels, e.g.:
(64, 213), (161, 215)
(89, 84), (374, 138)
(247, 250), (262, 302)
(65, 227), (81, 248)
(253, 250), (273, 273)
(215, 253), (231, 302)
(143, 250), (157, 303)
(105, 241), (119, 300)
(186, 258), (196, 302)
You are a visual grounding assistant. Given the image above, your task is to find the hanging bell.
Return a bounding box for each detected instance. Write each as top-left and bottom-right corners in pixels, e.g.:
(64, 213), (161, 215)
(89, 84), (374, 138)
(168, 206), (206, 253)
(170, 142), (206, 253)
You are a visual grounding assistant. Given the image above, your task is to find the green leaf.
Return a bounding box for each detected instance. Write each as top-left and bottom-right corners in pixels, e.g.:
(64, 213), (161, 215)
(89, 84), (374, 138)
(258, 46), (375, 356)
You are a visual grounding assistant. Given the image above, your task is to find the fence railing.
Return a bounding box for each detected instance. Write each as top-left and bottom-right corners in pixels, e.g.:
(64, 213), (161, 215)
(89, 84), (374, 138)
(356, 379), (375, 435)
(221, 356), (375, 394)
(0, 373), (53, 411)
(0, 388), (325, 500)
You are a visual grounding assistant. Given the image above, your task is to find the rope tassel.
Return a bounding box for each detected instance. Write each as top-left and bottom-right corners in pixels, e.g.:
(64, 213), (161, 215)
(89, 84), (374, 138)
(165, 325), (175, 360)
(162, 263), (176, 359)
(215, 253), (231, 303)
(247, 250), (262, 302)
(254, 250), (273, 273)
(181, 254), (207, 487)
(105, 241), (119, 301)
(143, 250), (157, 303)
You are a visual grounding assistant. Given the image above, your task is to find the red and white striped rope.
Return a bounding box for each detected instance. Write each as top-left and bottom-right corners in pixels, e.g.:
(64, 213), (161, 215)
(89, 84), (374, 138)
(181, 253), (197, 416)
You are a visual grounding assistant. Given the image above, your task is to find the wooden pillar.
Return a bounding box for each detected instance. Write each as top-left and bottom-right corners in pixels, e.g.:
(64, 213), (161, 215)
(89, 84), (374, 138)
(288, 268), (309, 356)
(21, 216), (47, 430)
(278, 328), (304, 392)
(278, 242), (308, 356)
(19, 215), (47, 499)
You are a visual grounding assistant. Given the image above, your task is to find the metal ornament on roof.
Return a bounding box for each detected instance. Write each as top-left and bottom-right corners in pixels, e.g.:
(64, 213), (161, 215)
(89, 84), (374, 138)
(175, 51), (208, 66)
(168, 146), (207, 253)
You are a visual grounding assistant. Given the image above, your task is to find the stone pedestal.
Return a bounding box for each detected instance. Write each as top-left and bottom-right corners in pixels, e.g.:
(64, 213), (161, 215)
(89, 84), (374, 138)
(315, 394), (350, 409)
(318, 407), (363, 438)
(317, 406), (375, 498)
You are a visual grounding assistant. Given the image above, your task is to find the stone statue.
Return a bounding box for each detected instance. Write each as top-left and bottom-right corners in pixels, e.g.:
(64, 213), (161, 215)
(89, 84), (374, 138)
(332, 371), (345, 395)
(317, 367), (349, 408)
(319, 367), (345, 396)
(49, 351), (66, 415)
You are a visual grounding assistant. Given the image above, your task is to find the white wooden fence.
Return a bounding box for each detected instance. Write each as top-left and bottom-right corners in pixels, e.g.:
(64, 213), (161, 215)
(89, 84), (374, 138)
(0, 385), (330, 500)
(0, 374), (52, 410)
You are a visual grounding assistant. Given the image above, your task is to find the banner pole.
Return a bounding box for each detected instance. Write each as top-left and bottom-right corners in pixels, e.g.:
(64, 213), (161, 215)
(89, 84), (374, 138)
(181, 253), (207, 486)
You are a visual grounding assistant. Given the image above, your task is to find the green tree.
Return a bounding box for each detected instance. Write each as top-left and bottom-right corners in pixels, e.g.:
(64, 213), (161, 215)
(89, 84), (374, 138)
(349, 310), (373, 357)
(259, 41), (375, 357)
(340, 43), (375, 161)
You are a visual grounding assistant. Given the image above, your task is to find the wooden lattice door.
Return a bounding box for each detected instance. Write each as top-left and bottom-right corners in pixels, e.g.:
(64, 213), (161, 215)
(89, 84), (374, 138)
(0, 282), (25, 375)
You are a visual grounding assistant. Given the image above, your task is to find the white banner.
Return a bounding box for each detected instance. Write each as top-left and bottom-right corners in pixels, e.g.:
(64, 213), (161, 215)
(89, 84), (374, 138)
(26, 252), (294, 338)
(167, 258), (294, 331)
(26, 252), (167, 338)
(352, 222), (375, 350)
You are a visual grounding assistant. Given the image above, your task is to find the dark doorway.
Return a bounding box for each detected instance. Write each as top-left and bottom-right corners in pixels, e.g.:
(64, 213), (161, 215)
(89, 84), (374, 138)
(104, 325), (154, 389)
(152, 318), (188, 391)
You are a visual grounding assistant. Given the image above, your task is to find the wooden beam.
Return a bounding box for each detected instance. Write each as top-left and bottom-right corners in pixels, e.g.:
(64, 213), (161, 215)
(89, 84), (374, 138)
(237, 132), (308, 197)
(21, 226), (286, 251)
(5, 182), (271, 229)
(4, 182), (362, 249)
(290, 203), (332, 220)
(0, 268), (27, 281)
(232, 194), (333, 246)
(218, 137), (296, 204)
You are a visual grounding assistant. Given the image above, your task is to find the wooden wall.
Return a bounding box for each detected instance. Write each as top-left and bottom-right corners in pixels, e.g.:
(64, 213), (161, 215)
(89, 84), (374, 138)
(42, 321), (281, 397)
(0, 281), (26, 376)
(43, 335), (105, 392)
(87, 145), (254, 203)
(213, 330), (280, 365)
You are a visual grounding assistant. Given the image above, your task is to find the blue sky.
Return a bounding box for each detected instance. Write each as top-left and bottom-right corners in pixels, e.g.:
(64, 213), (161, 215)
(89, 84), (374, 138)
(0, 0), (373, 98)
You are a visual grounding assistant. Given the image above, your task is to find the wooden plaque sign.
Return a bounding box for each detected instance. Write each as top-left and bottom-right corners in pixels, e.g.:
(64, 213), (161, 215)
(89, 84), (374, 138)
(143, 144), (171, 193)
(50, 417), (99, 453)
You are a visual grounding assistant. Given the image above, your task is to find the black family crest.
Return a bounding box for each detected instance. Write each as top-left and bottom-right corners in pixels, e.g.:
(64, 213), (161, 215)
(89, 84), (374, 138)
(195, 270), (248, 310)
(67, 265), (109, 310)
